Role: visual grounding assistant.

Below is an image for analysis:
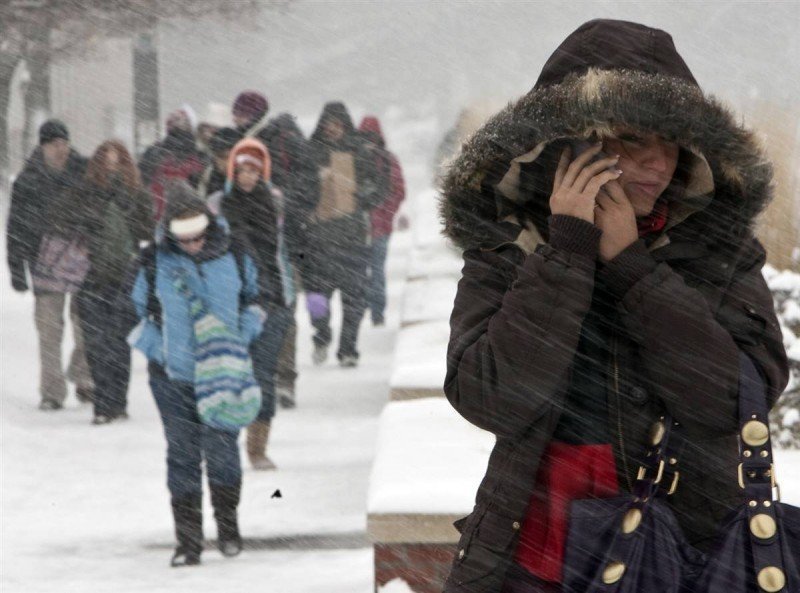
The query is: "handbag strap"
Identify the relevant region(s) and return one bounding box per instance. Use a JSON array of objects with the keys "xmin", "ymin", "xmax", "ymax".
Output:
[
  {"xmin": 737, "ymin": 352, "xmax": 788, "ymax": 591},
  {"xmin": 598, "ymin": 353, "xmax": 789, "ymax": 591}
]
